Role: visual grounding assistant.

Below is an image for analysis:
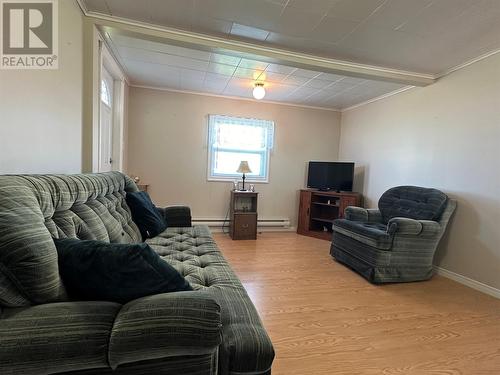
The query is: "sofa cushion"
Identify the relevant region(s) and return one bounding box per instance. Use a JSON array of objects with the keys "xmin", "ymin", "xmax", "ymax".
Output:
[
  {"xmin": 146, "ymin": 226, "xmax": 275, "ymax": 375},
  {"xmin": 333, "ymin": 219, "xmax": 393, "ymax": 250},
  {"xmin": 0, "ymin": 172, "xmax": 142, "ymax": 306},
  {"xmin": 0, "ymin": 301, "xmax": 120, "ymax": 375},
  {"xmin": 55, "ymin": 238, "xmax": 192, "ymax": 304},
  {"xmin": 108, "ymin": 292, "xmax": 222, "ymax": 369},
  {"xmin": 126, "ymin": 191, "xmax": 167, "ymax": 240},
  {"xmin": 378, "ymin": 186, "xmax": 448, "ymax": 223}
]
